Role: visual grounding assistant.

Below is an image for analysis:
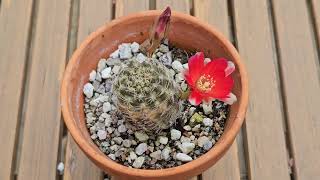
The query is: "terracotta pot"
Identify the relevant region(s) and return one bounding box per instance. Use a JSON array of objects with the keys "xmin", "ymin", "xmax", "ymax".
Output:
[{"xmin": 61, "ymin": 10, "xmax": 248, "ymax": 180}]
